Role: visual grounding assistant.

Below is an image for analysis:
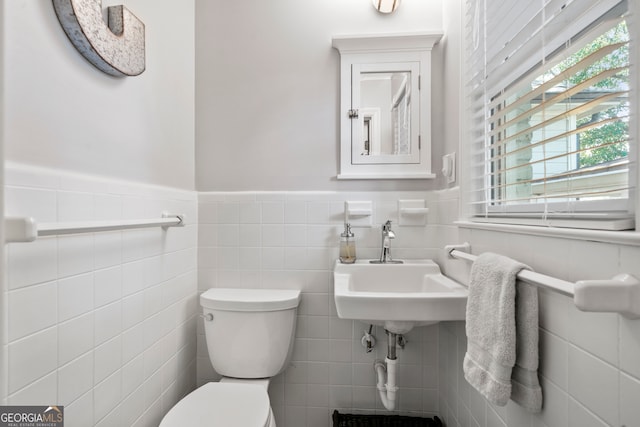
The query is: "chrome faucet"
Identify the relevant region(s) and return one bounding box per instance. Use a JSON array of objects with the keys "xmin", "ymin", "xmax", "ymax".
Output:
[{"xmin": 370, "ymin": 220, "xmax": 403, "ymax": 264}]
